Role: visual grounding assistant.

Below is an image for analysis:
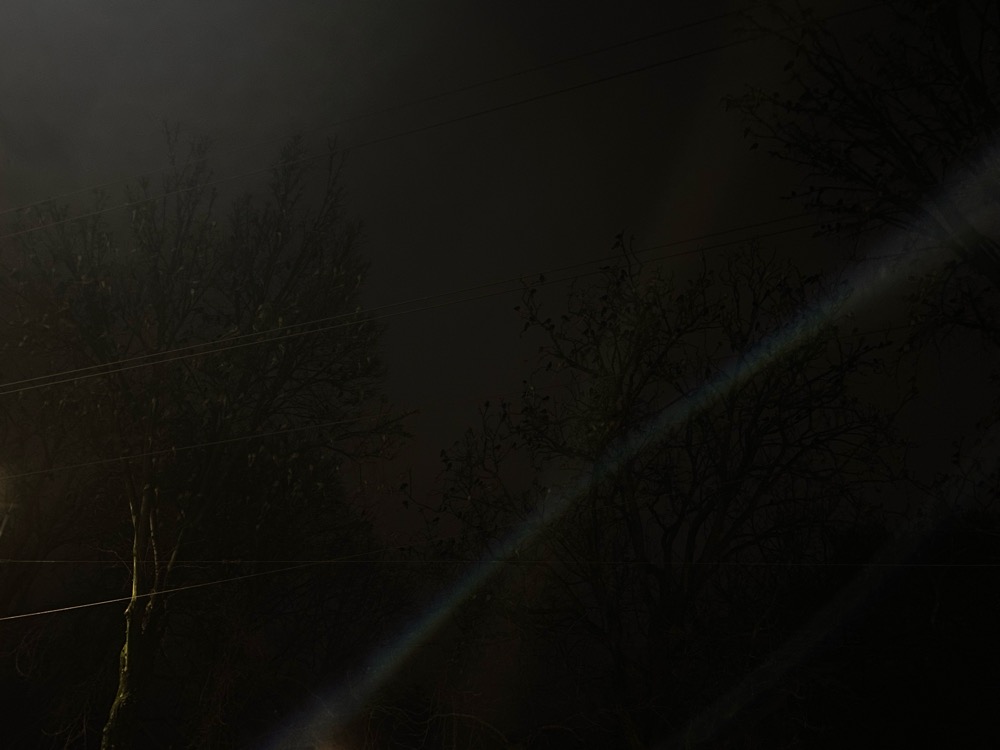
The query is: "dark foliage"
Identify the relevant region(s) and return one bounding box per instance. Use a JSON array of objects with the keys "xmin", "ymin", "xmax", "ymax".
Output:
[{"xmin": 0, "ymin": 130, "xmax": 405, "ymax": 748}]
